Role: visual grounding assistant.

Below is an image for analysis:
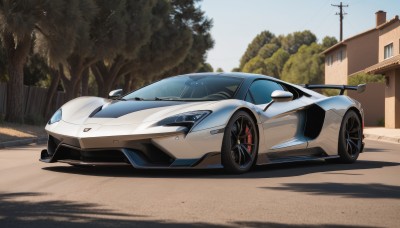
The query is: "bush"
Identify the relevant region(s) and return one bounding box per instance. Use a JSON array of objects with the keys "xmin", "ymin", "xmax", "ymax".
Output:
[
  {"xmin": 377, "ymin": 118, "xmax": 385, "ymax": 127},
  {"xmin": 348, "ymin": 73, "xmax": 385, "ymax": 85}
]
